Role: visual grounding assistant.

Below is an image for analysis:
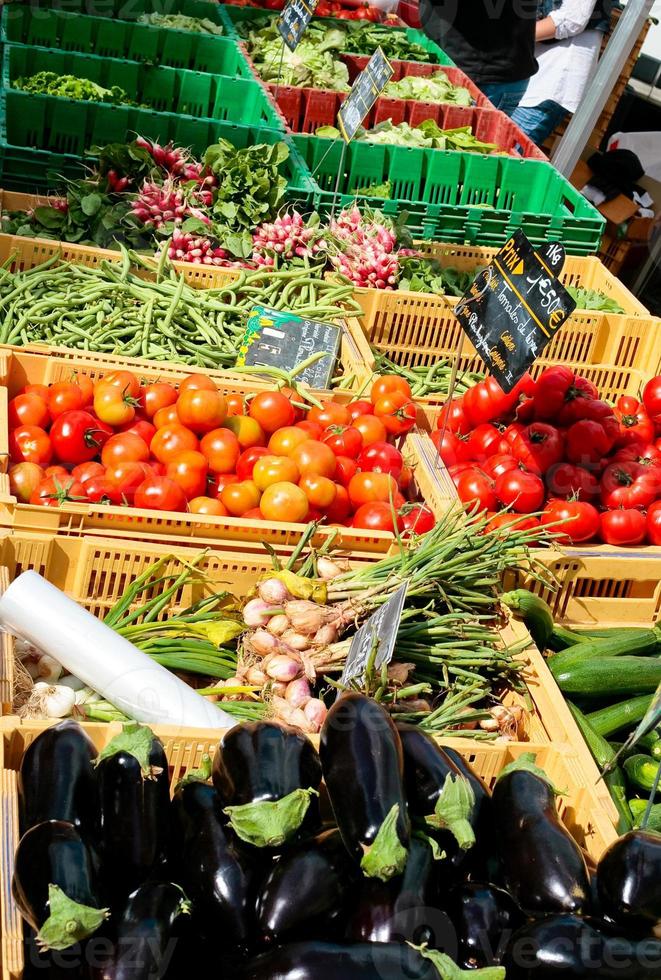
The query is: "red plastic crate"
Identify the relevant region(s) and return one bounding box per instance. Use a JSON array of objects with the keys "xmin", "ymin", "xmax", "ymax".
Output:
[
  {"xmin": 342, "ymin": 55, "xmax": 491, "ymax": 107},
  {"xmin": 267, "ymin": 85, "xmax": 546, "ymax": 158}
]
